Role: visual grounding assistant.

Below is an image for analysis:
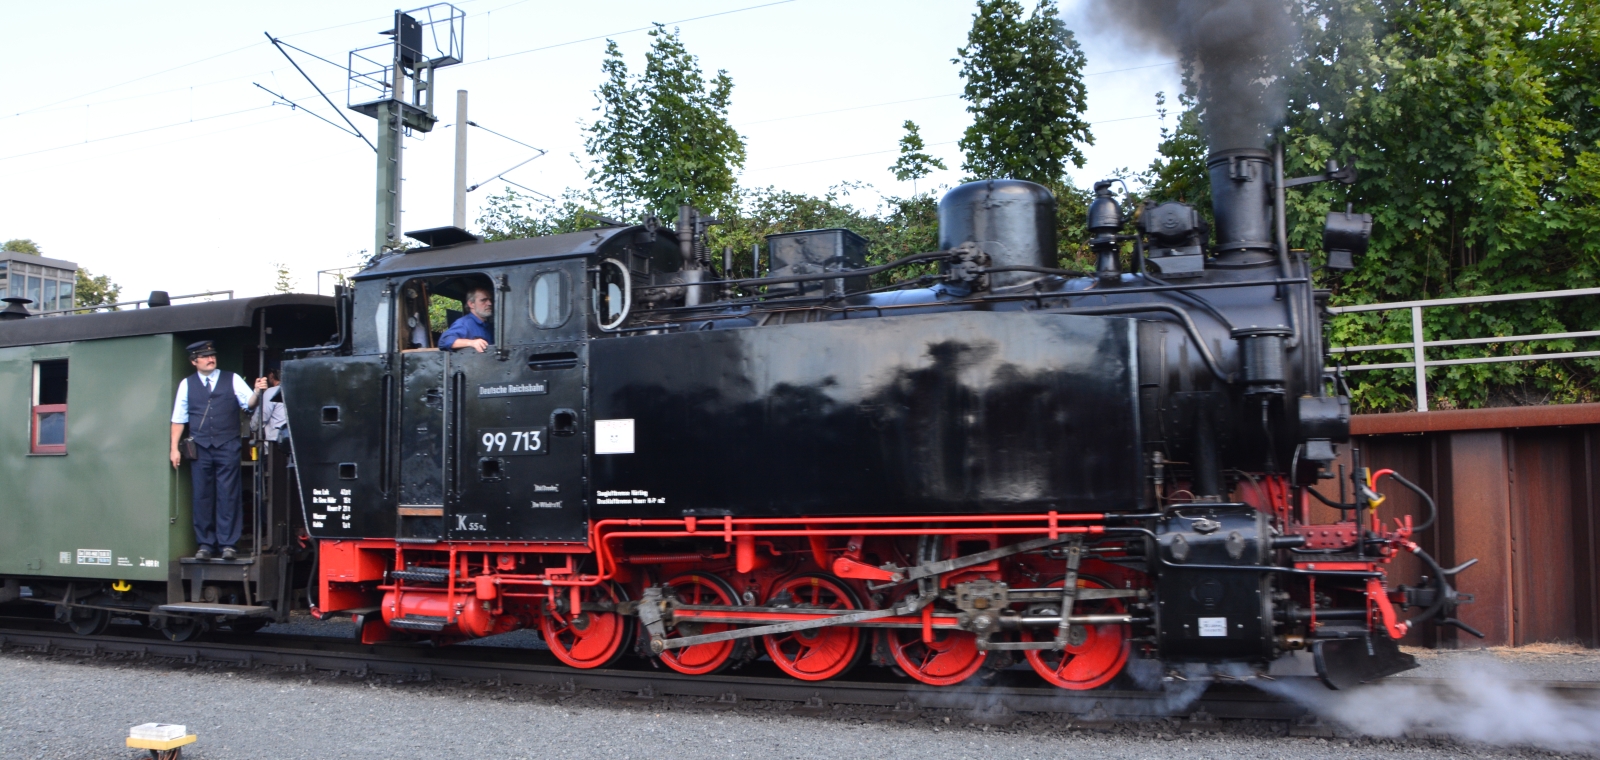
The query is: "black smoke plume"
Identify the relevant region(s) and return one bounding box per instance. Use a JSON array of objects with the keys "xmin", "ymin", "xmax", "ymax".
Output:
[{"xmin": 1087, "ymin": 0, "xmax": 1297, "ymax": 151}]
